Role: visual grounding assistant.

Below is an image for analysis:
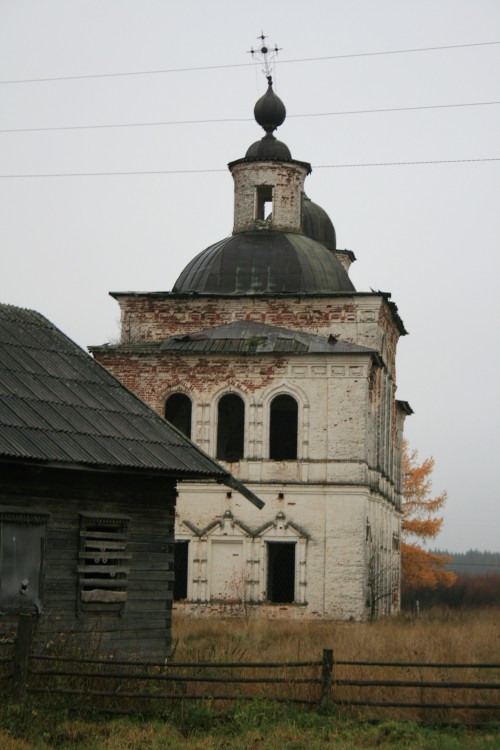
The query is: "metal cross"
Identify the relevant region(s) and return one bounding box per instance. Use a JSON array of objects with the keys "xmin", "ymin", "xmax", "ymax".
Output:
[{"xmin": 248, "ymin": 32, "xmax": 282, "ymax": 83}]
